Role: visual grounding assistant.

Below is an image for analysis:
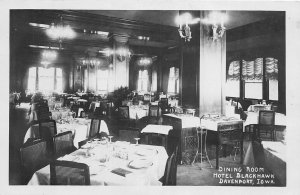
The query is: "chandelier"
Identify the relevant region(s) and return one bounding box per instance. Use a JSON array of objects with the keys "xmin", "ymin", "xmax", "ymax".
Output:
[
  {"xmin": 40, "ymin": 49, "xmax": 58, "ymax": 67},
  {"xmin": 137, "ymin": 57, "xmax": 153, "ymax": 66},
  {"xmin": 46, "ymin": 15, "xmax": 76, "ymax": 48}
]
